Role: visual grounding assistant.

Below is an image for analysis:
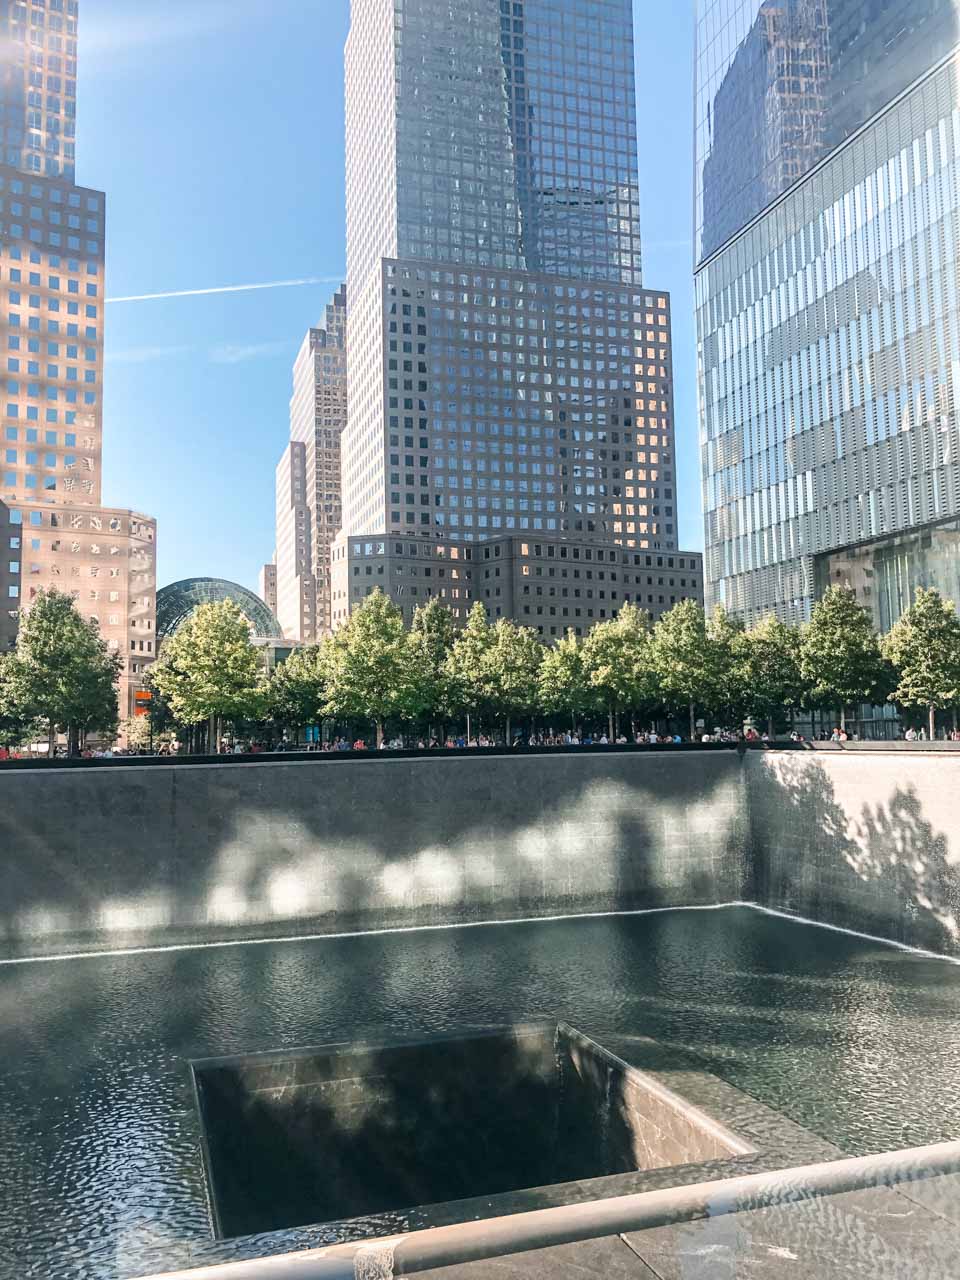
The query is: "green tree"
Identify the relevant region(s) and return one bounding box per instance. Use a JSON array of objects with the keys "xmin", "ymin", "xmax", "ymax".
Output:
[
  {"xmin": 734, "ymin": 614, "xmax": 803, "ymax": 737},
  {"xmin": 324, "ymin": 589, "xmax": 422, "ymax": 746},
  {"xmin": 486, "ymin": 618, "xmax": 543, "ymax": 742},
  {"xmin": 266, "ymin": 645, "xmax": 327, "ymax": 741},
  {"xmin": 582, "ymin": 603, "xmax": 654, "ymax": 739},
  {"xmin": 538, "ymin": 629, "xmax": 593, "ymax": 732},
  {"xmin": 119, "ymin": 715, "xmax": 153, "ymax": 752},
  {"xmin": 652, "ymin": 600, "xmax": 734, "ymax": 740},
  {"xmin": 0, "ymin": 651, "xmax": 41, "ymax": 747},
  {"xmin": 4, "ymin": 588, "xmax": 122, "ymax": 754},
  {"xmin": 446, "ymin": 600, "xmax": 496, "ymax": 739},
  {"xmin": 150, "ymin": 599, "xmax": 267, "ymax": 749},
  {"xmin": 799, "ymin": 586, "xmax": 888, "ymax": 731},
  {"xmin": 882, "ymin": 587, "xmax": 960, "ymax": 740},
  {"xmin": 410, "ymin": 599, "xmax": 458, "ymax": 730},
  {"xmin": 706, "ymin": 605, "xmax": 746, "ymax": 726}
]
